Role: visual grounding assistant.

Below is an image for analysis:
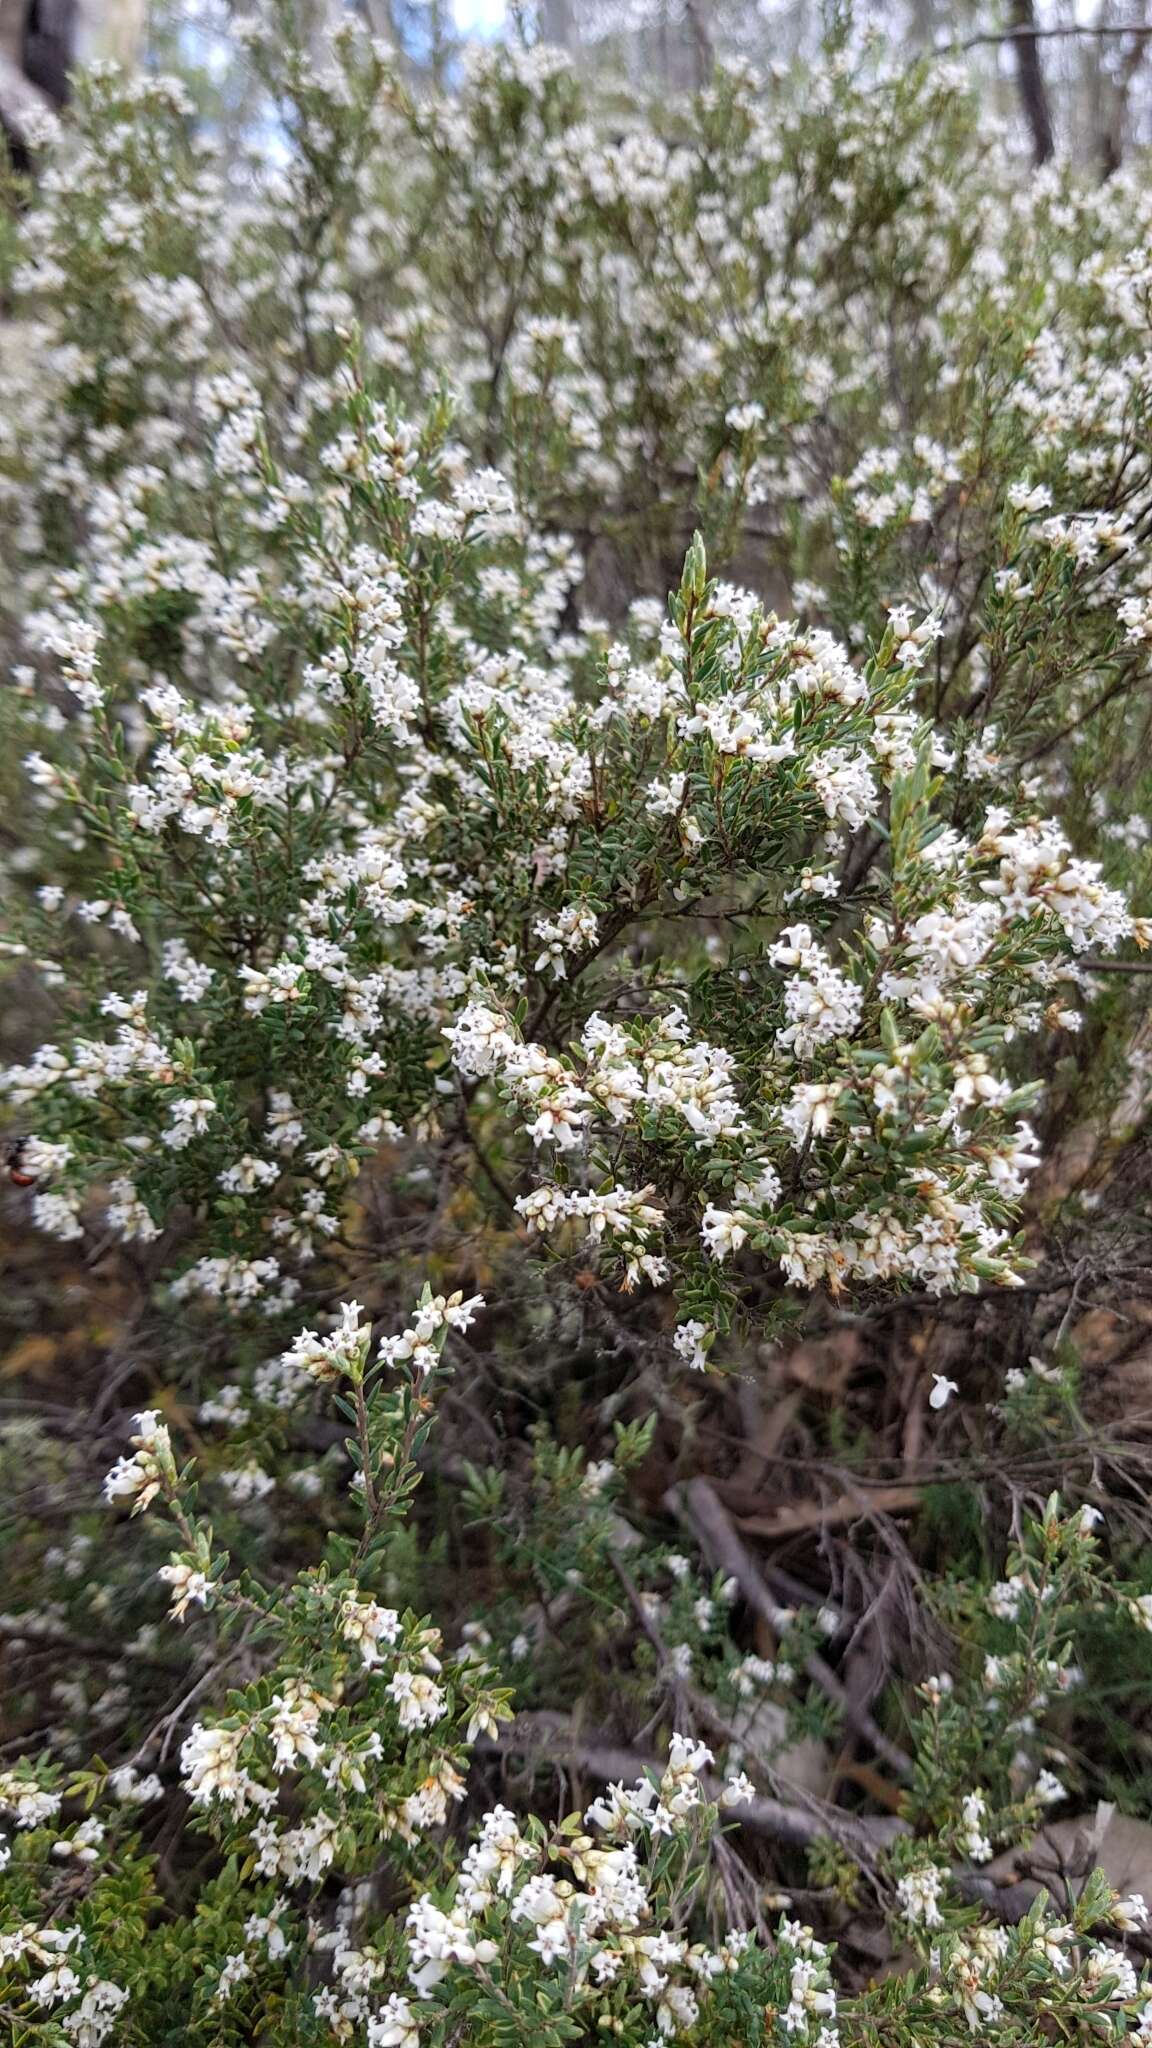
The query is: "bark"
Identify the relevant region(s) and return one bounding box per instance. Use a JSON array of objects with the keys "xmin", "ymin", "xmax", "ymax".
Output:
[
  {"xmin": 1009, "ymin": 0, "xmax": 1056, "ymax": 164},
  {"xmin": 1097, "ymin": 15, "xmax": 1151, "ymax": 177},
  {"xmin": 683, "ymin": 0, "xmax": 713, "ymax": 87},
  {"xmin": 1, "ymin": 0, "xmax": 72, "ymax": 164},
  {"xmin": 0, "ymin": 49, "xmax": 52, "ymax": 150},
  {"xmin": 25, "ymin": 0, "xmax": 77, "ymax": 99}
]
